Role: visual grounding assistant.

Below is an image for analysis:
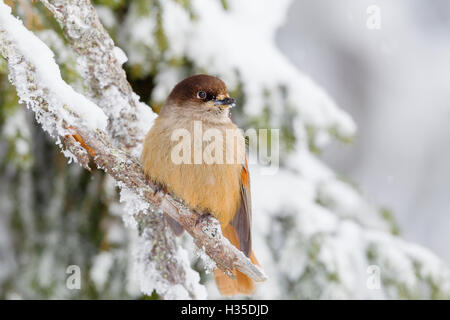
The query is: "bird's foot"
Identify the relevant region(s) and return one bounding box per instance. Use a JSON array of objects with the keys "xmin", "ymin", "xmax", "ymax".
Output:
[
  {"xmin": 153, "ymin": 182, "xmax": 167, "ymax": 196},
  {"xmin": 195, "ymin": 212, "xmax": 213, "ymax": 227}
]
